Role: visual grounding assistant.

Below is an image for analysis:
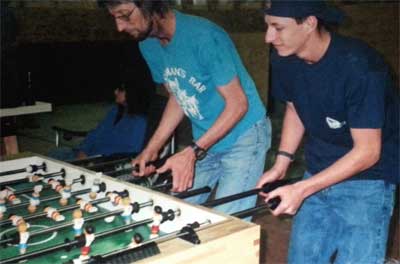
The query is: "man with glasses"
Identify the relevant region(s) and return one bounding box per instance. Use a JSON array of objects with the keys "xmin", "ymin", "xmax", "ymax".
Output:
[{"xmin": 98, "ymin": 0, "xmax": 271, "ymax": 217}]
